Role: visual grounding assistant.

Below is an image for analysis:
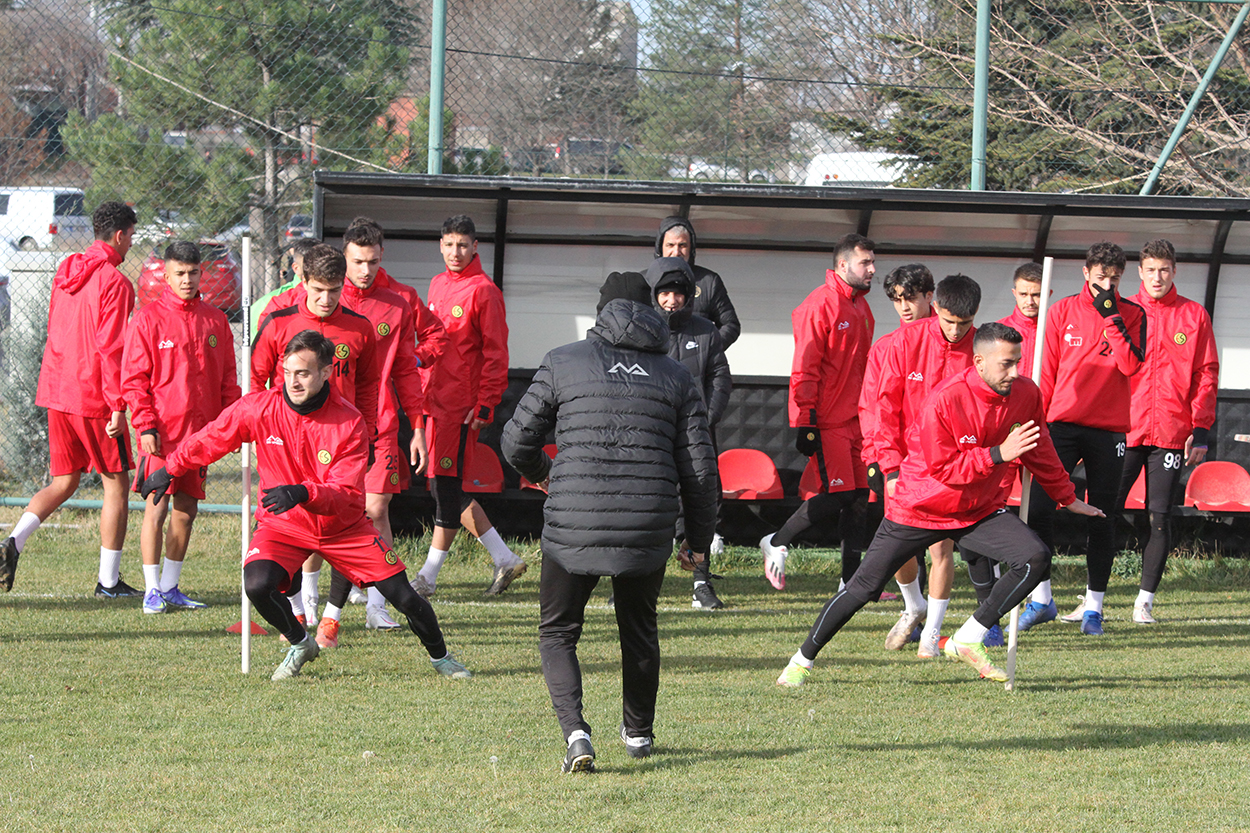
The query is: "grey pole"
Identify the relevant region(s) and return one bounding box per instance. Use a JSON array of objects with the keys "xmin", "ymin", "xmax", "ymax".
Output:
[
  {"xmin": 970, "ymin": 0, "xmax": 991, "ymax": 190},
  {"xmin": 427, "ymin": 0, "xmax": 447, "ymax": 175}
]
